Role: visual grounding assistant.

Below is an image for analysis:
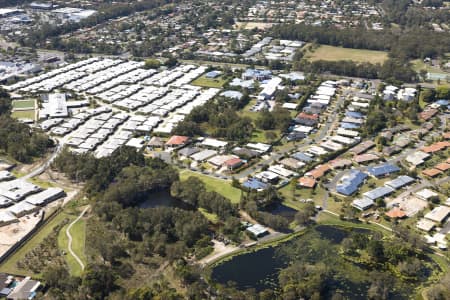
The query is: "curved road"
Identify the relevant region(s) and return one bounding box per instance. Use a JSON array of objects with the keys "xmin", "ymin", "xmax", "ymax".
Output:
[
  {"xmin": 23, "ymin": 138, "xmax": 66, "ymax": 180},
  {"xmin": 66, "ymin": 206, "xmax": 89, "ymax": 271}
]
